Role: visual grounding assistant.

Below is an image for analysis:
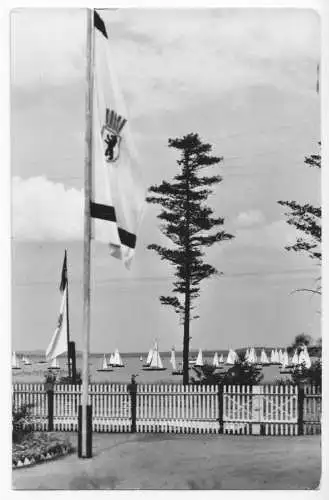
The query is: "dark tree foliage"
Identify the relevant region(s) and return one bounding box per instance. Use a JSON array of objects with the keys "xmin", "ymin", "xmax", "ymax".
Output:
[
  {"xmin": 191, "ymin": 361, "xmax": 263, "ymax": 386},
  {"xmin": 278, "ymin": 144, "xmax": 321, "ymax": 294},
  {"xmin": 290, "ymin": 360, "xmax": 322, "ymax": 388},
  {"xmin": 291, "ymin": 333, "xmax": 313, "ymax": 348},
  {"xmin": 146, "ymin": 133, "xmax": 234, "ymax": 384}
]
